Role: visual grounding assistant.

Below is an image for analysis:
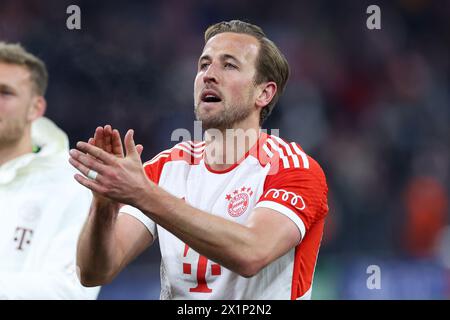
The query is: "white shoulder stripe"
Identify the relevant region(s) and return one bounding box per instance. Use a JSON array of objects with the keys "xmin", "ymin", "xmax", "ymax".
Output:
[
  {"xmin": 179, "ymin": 141, "xmax": 206, "ymax": 151},
  {"xmin": 173, "ymin": 145, "xmax": 203, "ymax": 158},
  {"xmin": 145, "ymin": 153, "xmax": 169, "ymax": 165},
  {"xmin": 262, "ymin": 143, "xmax": 273, "ymax": 158},
  {"xmin": 186, "ymin": 140, "xmax": 206, "ymax": 147},
  {"xmin": 267, "ymin": 138, "xmax": 290, "ymax": 168},
  {"xmin": 291, "ymin": 143, "xmax": 309, "ymax": 169},
  {"xmin": 272, "ymin": 136, "xmax": 300, "ymax": 168},
  {"xmin": 144, "ymin": 148, "xmax": 171, "ymax": 166},
  {"xmin": 144, "ymin": 141, "xmax": 206, "ymax": 167}
]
